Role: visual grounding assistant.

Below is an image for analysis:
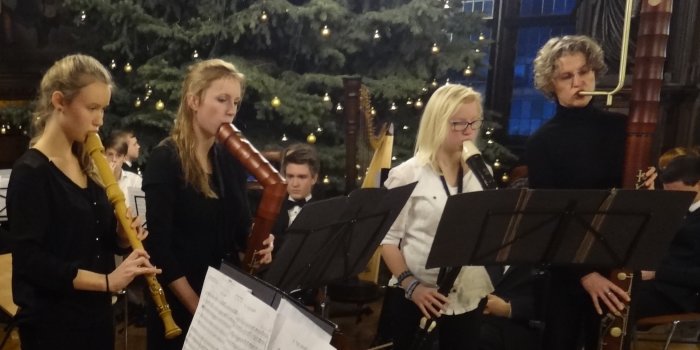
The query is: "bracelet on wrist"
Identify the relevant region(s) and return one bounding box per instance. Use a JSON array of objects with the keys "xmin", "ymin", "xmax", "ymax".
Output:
[
  {"xmin": 395, "ymin": 270, "xmax": 413, "ymax": 287},
  {"xmin": 404, "ymin": 279, "xmax": 420, "ymax": 300},
  {"xmin": 105, "ymin": 274, "xmax": 110, "ymax": 294}
]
